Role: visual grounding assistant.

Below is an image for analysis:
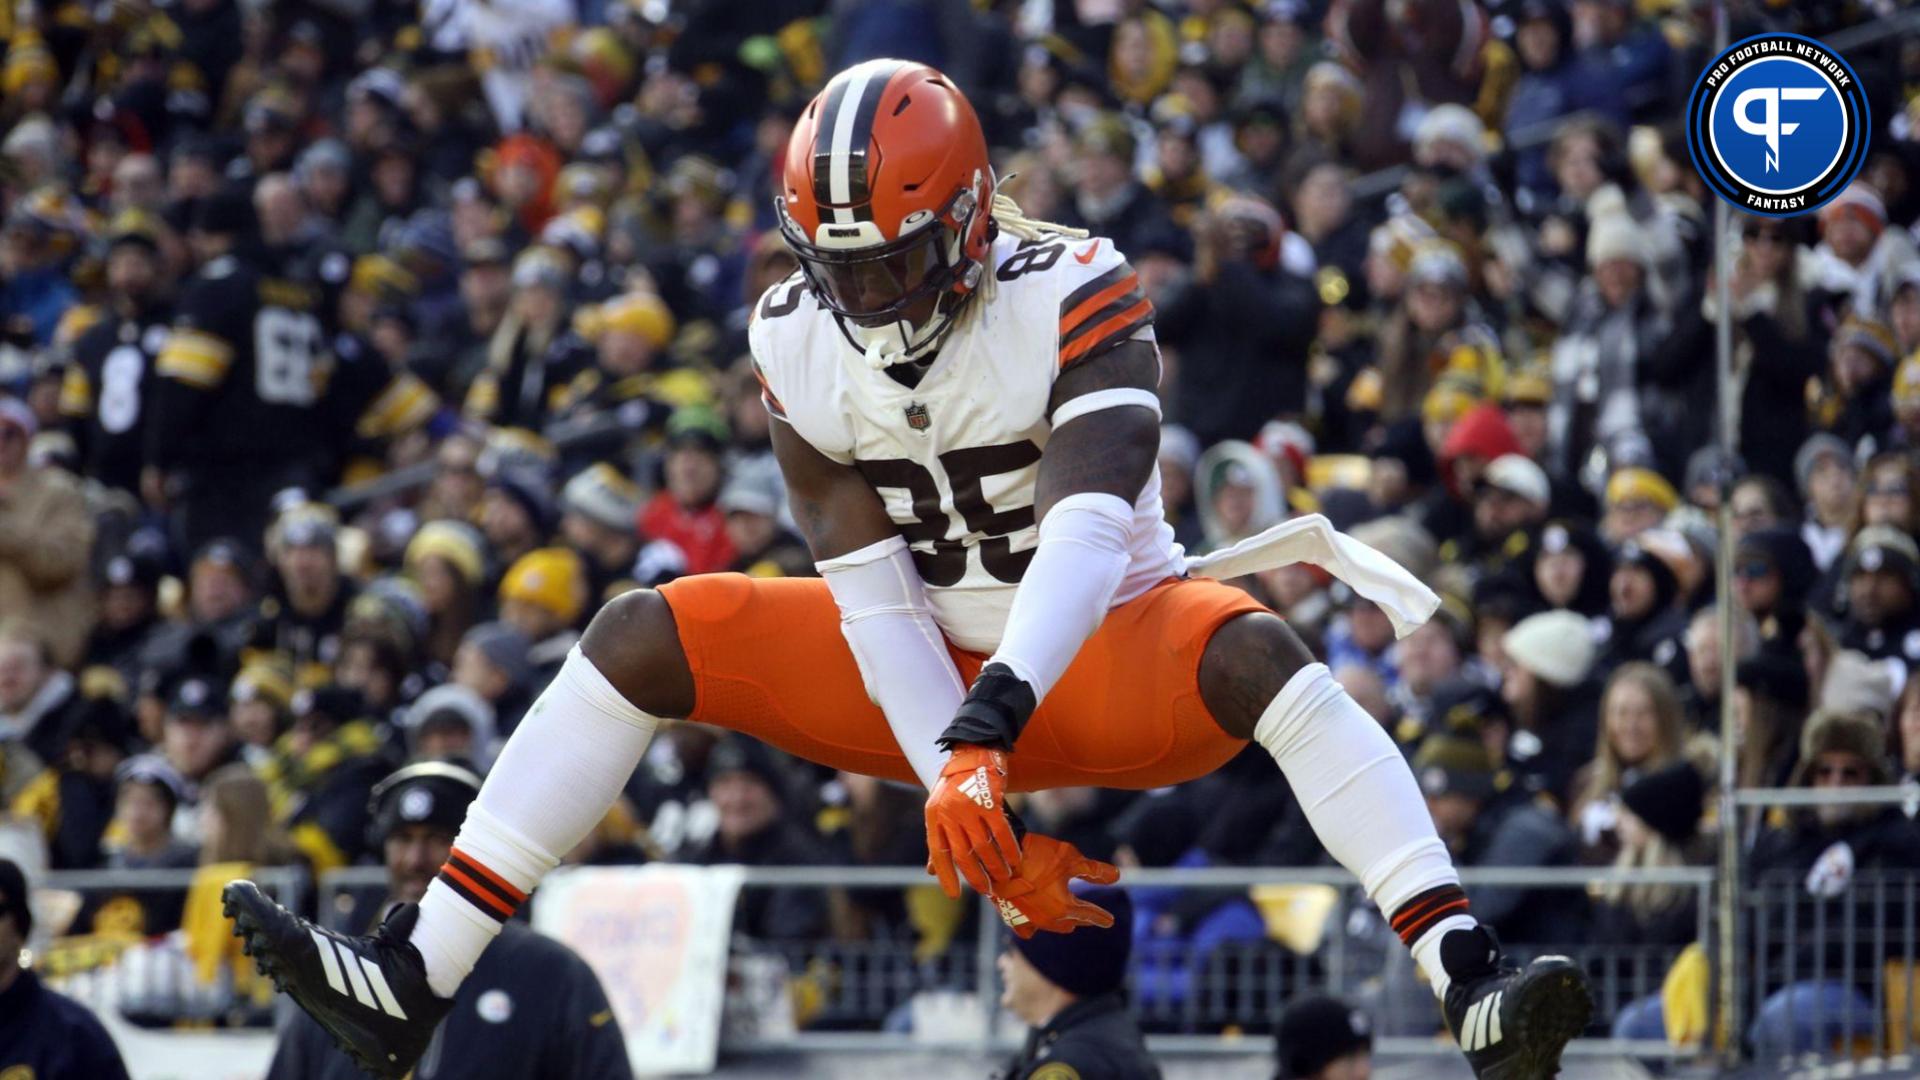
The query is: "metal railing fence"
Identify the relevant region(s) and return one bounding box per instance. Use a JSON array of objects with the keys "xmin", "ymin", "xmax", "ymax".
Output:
[
  {"xmin": 31, "ymin": 866, "xmax": 305, "ymax": 1028},
  {"xmin": 310, "ymin": 862, "xmax": 1702, "ymax": 1060}
]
